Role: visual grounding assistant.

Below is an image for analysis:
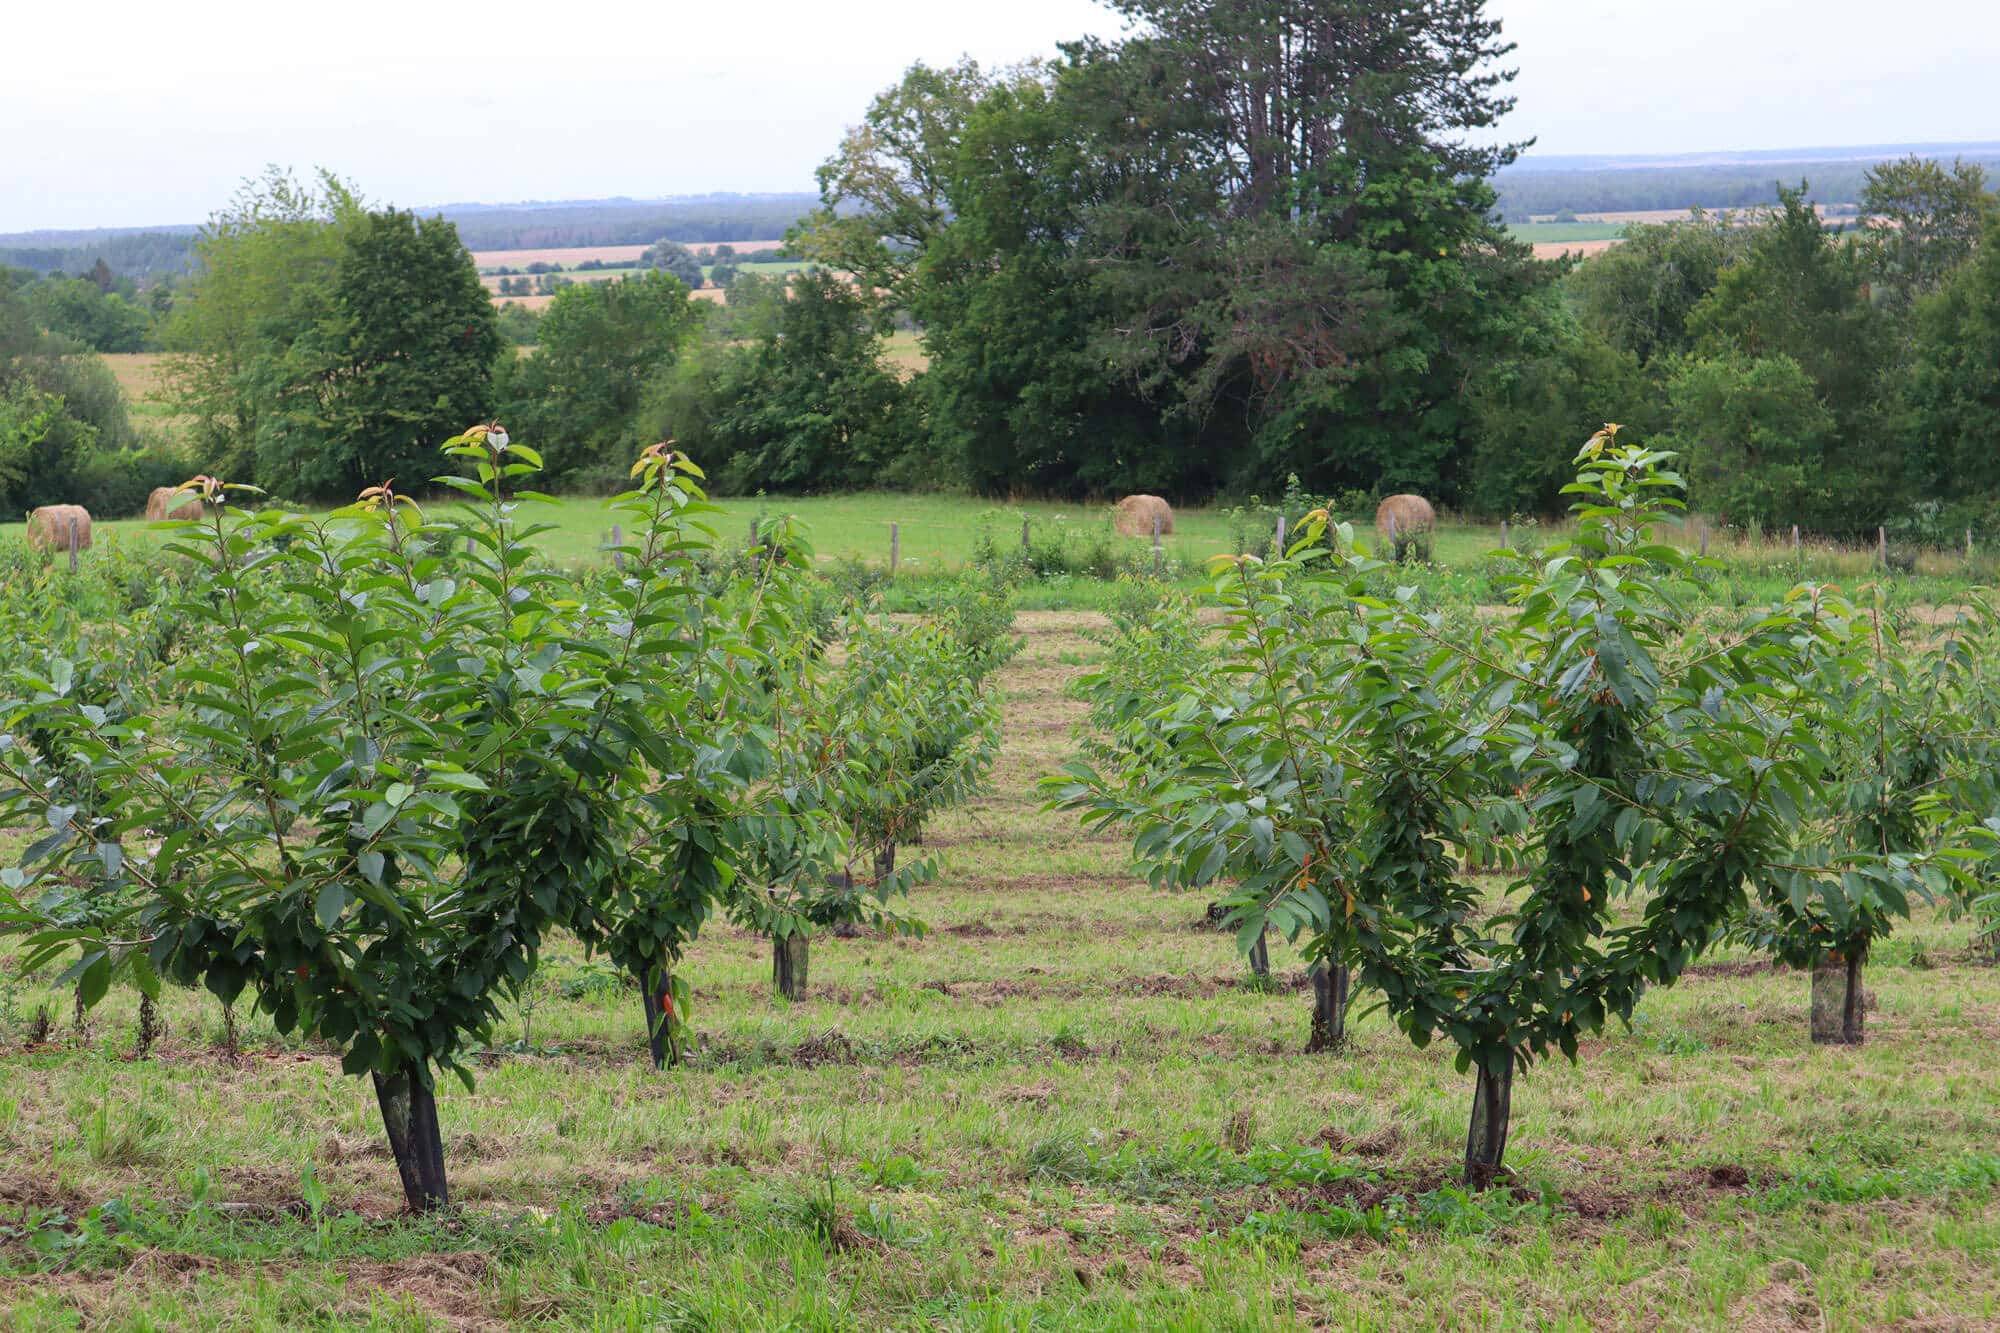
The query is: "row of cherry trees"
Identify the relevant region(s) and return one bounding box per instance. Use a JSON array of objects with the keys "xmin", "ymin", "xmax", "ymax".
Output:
[
  {"xmin": 1053, "ymin": 429, "xmax": 2000, "ymax": 1185},
  {"xmin": 0, "ymin": 429, "xmax": 1008, "ymax": 1211}
]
